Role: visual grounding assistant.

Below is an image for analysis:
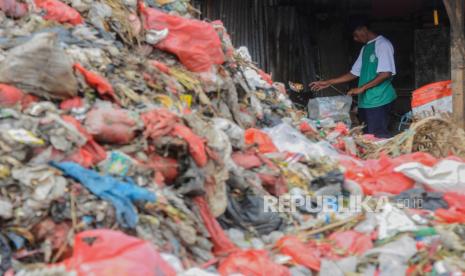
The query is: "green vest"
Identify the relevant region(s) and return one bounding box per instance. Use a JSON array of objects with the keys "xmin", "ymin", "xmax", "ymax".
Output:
[{"xmin": 358, "ymin": 41, "xmax": 397, "ymax": 108}]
